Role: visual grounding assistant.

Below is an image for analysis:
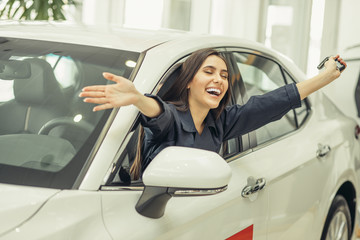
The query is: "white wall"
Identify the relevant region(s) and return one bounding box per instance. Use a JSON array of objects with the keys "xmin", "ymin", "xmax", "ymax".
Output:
[
  {"xmin": 338, "ymin": 0, "xmax": 360, "ymax": 50},
  {"xmin": 82, "ymin": 0, "xmax": 126, "ymax": 27},
  {"xmin": 208, "ymin": 0, "xmax": 263, "ymax": 42},
  {"xmin": 80, "ymin": 0, "xmax": 355, "ymax": 75}
]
